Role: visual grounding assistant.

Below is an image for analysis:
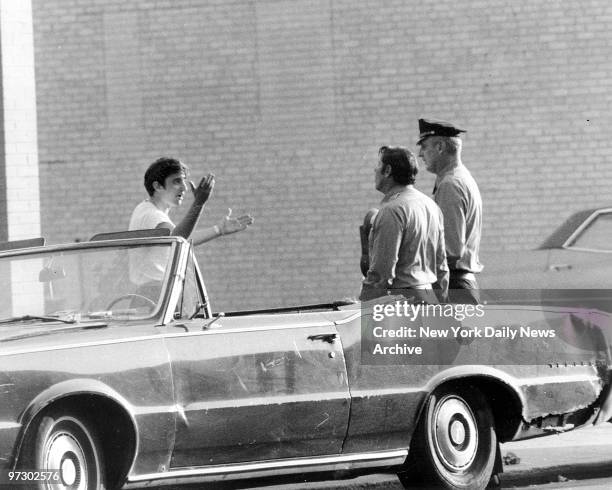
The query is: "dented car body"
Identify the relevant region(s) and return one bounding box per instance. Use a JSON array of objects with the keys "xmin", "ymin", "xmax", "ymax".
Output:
[{"xmin": 1, "ymin": 234, "xmax": 611, "ymax": 489}]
